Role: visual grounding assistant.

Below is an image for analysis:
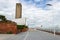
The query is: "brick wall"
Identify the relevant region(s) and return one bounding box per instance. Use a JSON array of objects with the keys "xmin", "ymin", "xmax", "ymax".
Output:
[{"xmin": 0, "ymin": 21, "xmax": 17, "ymax": 34}]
